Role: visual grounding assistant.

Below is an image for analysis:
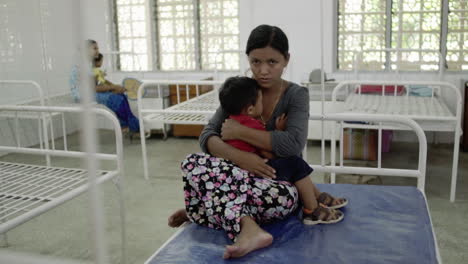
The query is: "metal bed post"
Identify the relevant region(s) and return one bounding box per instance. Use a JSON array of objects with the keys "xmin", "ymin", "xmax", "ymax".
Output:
[
  {"xmin": 137, "ymin": 82, "xmax": 150, "ymax": 180},
  {"xmin": 450, "ymin": 107, "xmax": 462, "ymax": 202}
]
